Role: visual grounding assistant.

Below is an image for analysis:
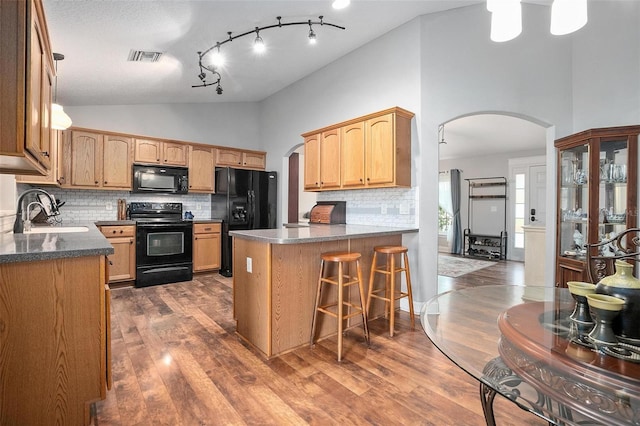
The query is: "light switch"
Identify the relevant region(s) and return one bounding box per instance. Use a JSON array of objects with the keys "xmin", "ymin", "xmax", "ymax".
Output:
[{"xmin": 246, "ymin": 257, "xmax": 252, "ymax": 273}]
